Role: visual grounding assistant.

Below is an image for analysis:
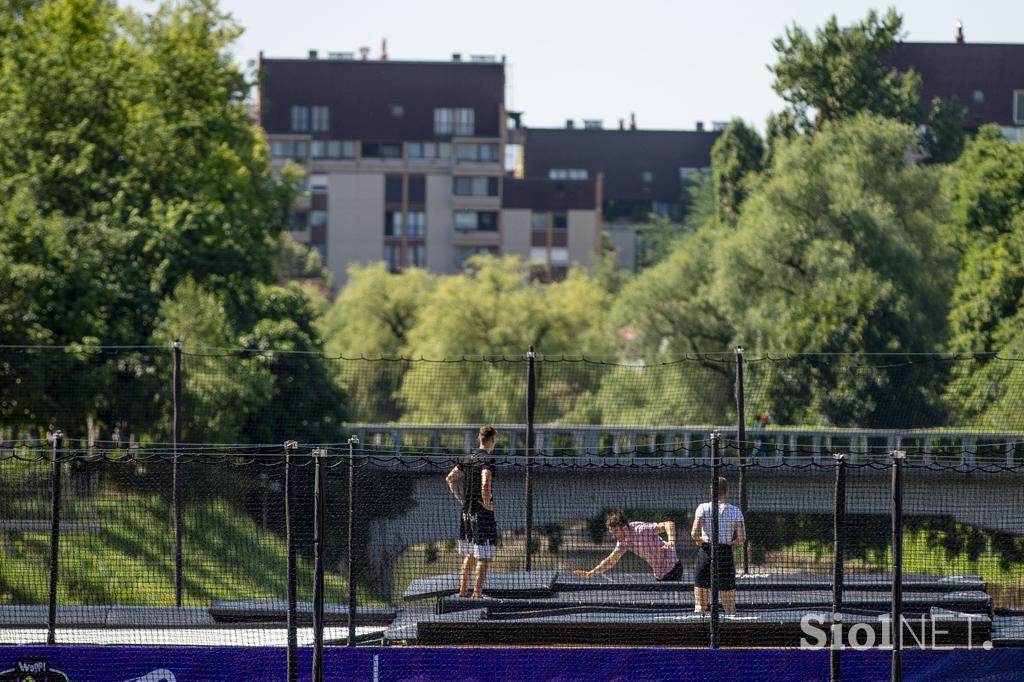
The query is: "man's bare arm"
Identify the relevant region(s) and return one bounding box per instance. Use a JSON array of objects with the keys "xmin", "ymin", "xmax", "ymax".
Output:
[
  {"xmin": 732, "ymin": 520, "xmax": 747, "ymax": 547},
  {"xmin": 657, "ymin": 520, "xmax": 677, "ymax": 545},
  {"xmin": 446, "ymin": 467, "xmax": 464, "ymax": 503},
  {"xmin": 480, "ymin": 468, "xmax": 495, "ymax": 511},
  {"xmin": 690, "ymin": 515, "xmax": 703, "ymax": 544},
  {"xmin": 574, "ymin": 549, "xmax": 626, "ymax": 578}
]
